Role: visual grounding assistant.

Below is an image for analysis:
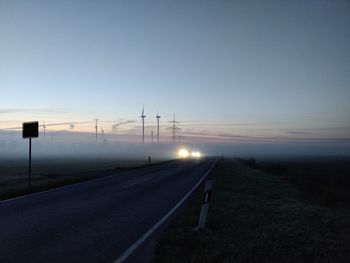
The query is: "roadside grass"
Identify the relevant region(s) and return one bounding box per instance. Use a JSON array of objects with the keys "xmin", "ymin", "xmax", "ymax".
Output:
[
  {"xmin": 0, "ymin": 158, "xmax": 166, "ymax": 200},
  {"xmin": 238, "ymin": 157, "xmax": 350, "ymax": 209},
  {"xmin": 283, "ymin": 159, "xmax": 350, "ymax": 209},
  {"xmin": 154, "ymin": 159, "xmax": 350, "ymax": 263}
]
